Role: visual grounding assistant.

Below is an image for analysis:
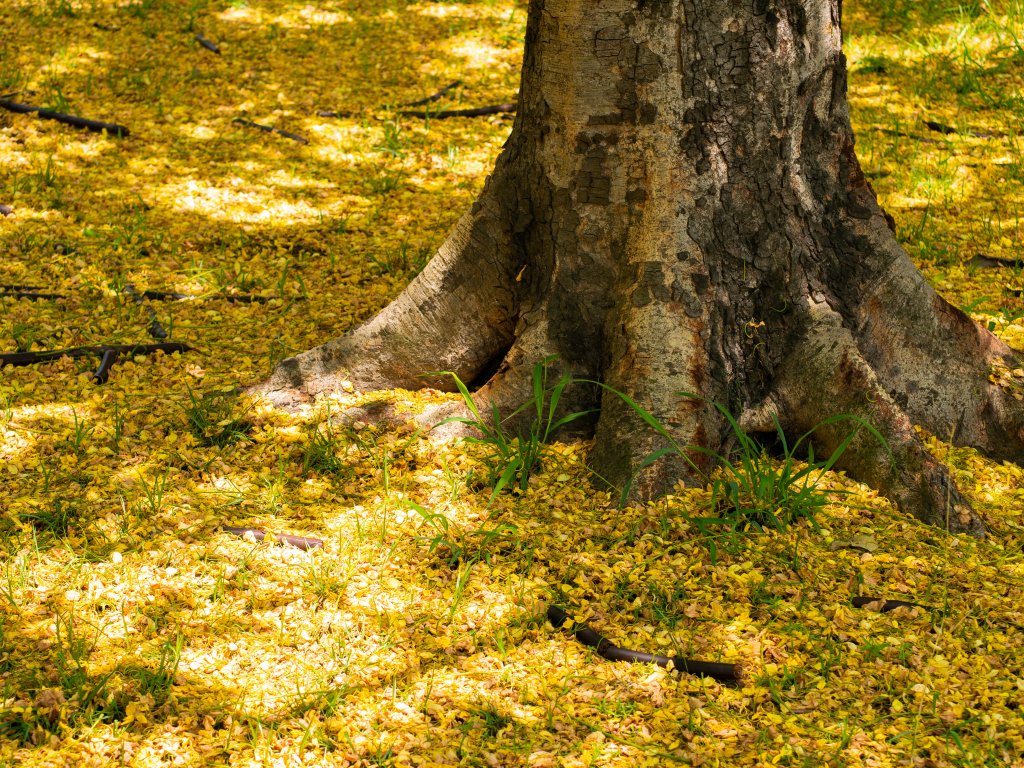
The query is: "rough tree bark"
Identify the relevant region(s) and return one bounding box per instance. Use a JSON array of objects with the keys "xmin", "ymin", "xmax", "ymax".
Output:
[{"xmin": 254, "ymin": 0, "xmax": 1024, "ymax": 535}]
